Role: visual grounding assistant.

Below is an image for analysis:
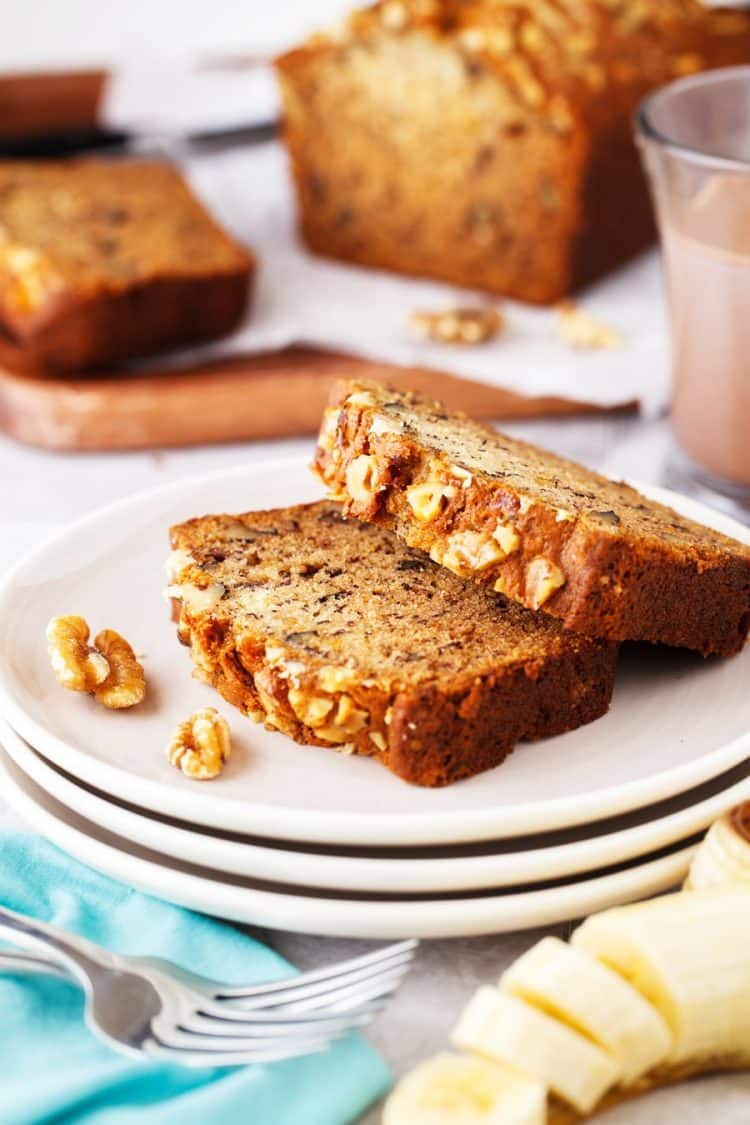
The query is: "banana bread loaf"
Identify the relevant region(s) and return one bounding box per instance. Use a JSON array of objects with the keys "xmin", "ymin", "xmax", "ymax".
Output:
[
  {"xmin": 276, "ymin": 0, "xmax": 750, "ymax": 304},
  {"xmin": 0, "ymin": 160, "xmax": 253, "ymax": 371},
  {"xmin": 167, "ymin": 501, "xmax": 617, "ymax": 787},
  {"xmin": 313, "ymin": 380, "xmax": 750, "ymax": 656}
]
